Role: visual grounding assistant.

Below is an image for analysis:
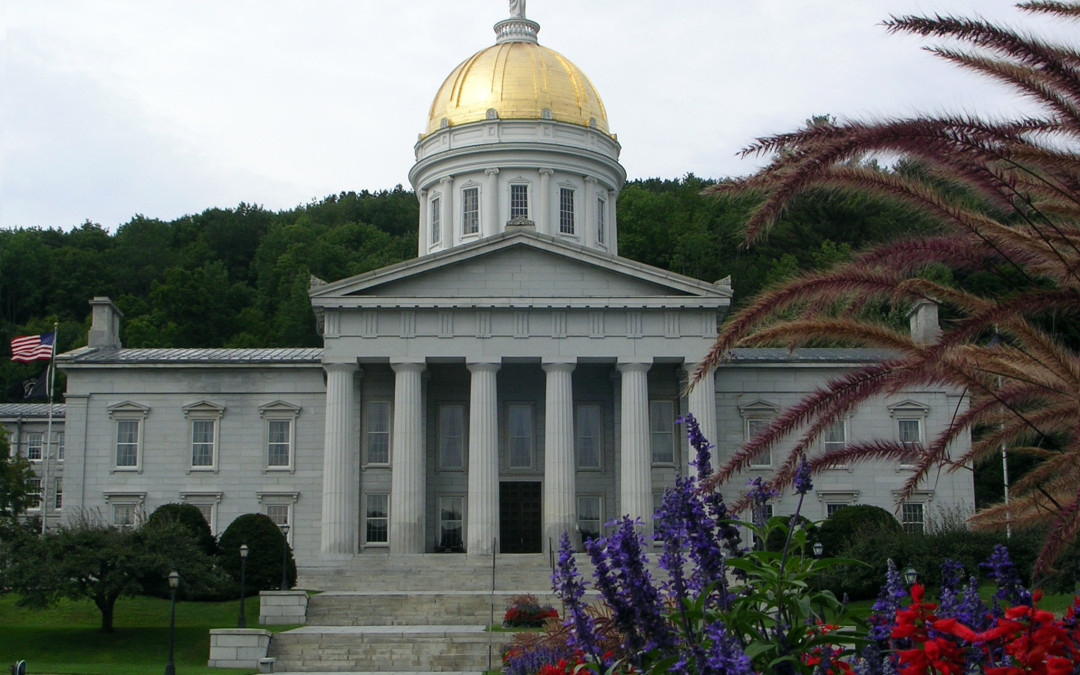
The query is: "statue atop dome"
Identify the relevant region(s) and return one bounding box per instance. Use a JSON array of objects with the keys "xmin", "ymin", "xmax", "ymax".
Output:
[{"xmin": 509, "ymin": 0, "xmax": 526, "ymax": 19}]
